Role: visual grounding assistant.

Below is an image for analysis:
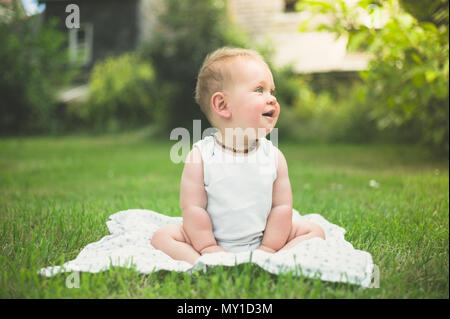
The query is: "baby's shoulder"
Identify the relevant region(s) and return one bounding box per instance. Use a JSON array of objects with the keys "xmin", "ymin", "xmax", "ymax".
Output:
[
  {"xmin": 192, "ymin": 135, "xmax": 214, "ymax": 151},
  {"xmin": 191, "ymin": 135, "xmax": 215, "ymax": 160},
  {"xmin": 185, "ymin": 145, "xmax": 203, "ymax": 165}
]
